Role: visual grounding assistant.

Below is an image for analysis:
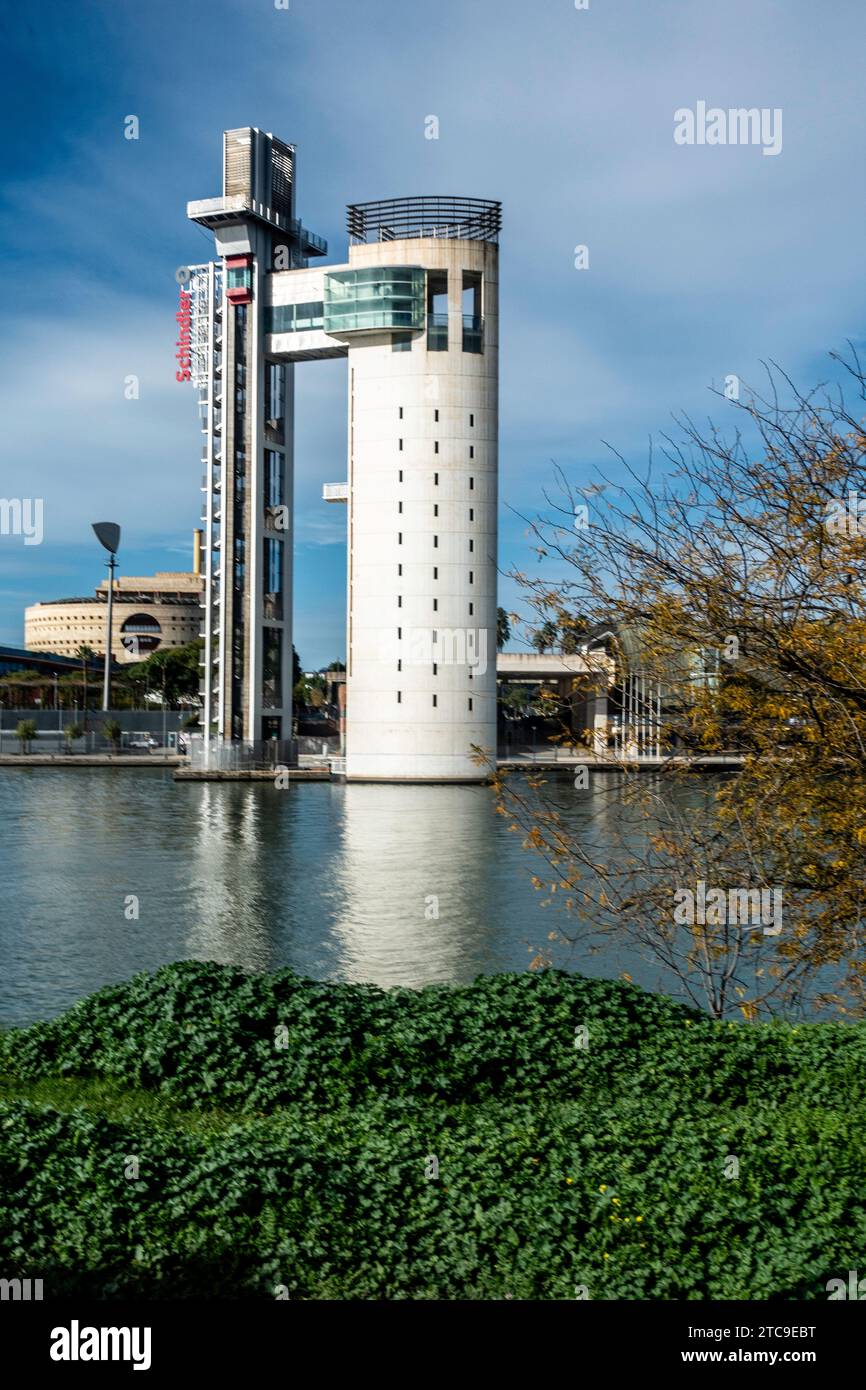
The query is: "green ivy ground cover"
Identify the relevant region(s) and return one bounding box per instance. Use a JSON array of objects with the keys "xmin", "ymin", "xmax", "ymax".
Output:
[{"xmin": 0, "ymin": 961, "xmax": 863, "ymax": 1299}]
